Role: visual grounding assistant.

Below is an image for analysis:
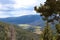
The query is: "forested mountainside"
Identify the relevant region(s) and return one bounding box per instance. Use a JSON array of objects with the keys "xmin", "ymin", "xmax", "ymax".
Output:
[
  {"xmin": 0, "ymin": 22, "xmax": 40, "ymax": 40},
  {"xmin": 0, "ymin": 15, "xmax": 44, "ymax": 26}
]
